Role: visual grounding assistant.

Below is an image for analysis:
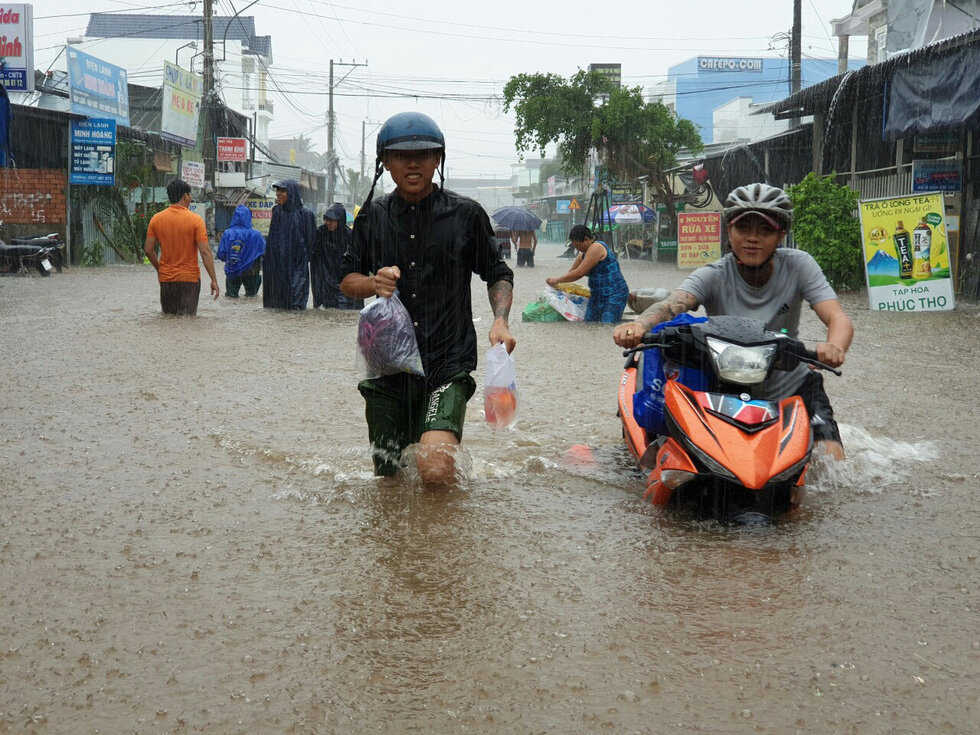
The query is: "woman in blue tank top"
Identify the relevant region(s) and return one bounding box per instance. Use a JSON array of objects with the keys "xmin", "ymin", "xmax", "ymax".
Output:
[{"xmin": 546, "ymin": 225, "xmax": 630, "ymax": 323}]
